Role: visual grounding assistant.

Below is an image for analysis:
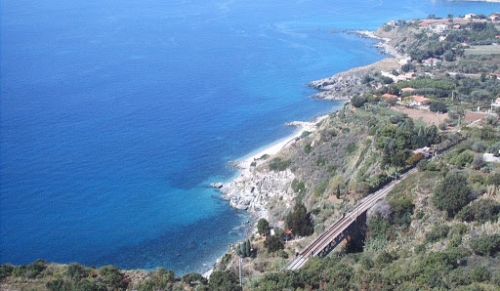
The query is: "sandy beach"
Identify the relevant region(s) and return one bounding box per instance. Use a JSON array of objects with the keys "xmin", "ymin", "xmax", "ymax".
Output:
[{"xmin": 232, "ymin": 115, "xmax": 329, "ymax": 170}]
